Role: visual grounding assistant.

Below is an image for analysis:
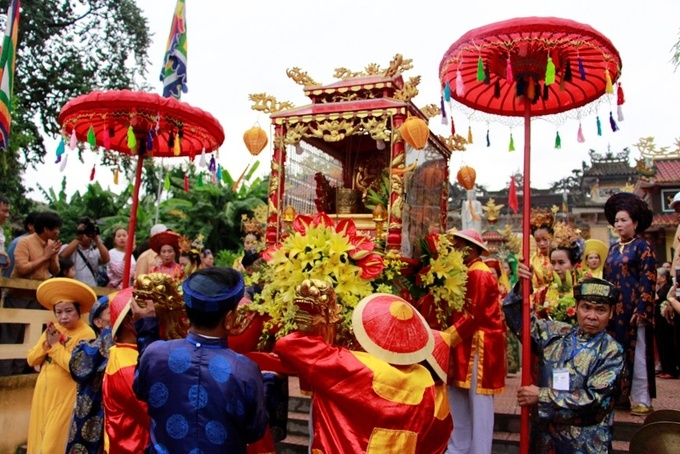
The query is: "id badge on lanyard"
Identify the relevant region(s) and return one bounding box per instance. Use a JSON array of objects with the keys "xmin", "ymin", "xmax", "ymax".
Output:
[{"xmin": 552, "ymin": 368, "xmax": 570, "ymax": 391}]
